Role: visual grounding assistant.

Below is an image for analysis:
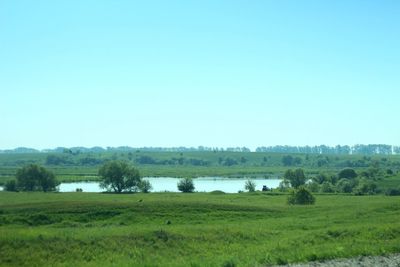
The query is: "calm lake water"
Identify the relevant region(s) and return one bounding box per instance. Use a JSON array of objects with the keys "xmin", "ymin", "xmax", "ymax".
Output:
[{"xmin": 58, "ymin": 177, "xmax": 282, "ymax": 193}]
